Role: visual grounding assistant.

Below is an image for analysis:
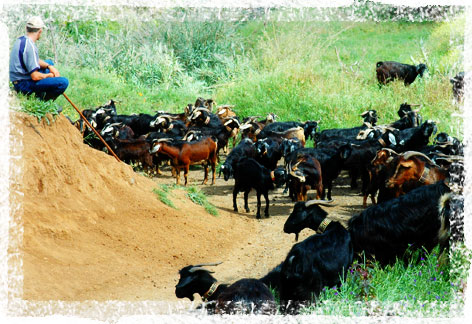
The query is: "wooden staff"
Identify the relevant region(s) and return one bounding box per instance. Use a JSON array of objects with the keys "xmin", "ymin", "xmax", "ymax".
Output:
[{"xmin": 62, "ymin": 93, "xmax": 121, "ymax": 162}]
